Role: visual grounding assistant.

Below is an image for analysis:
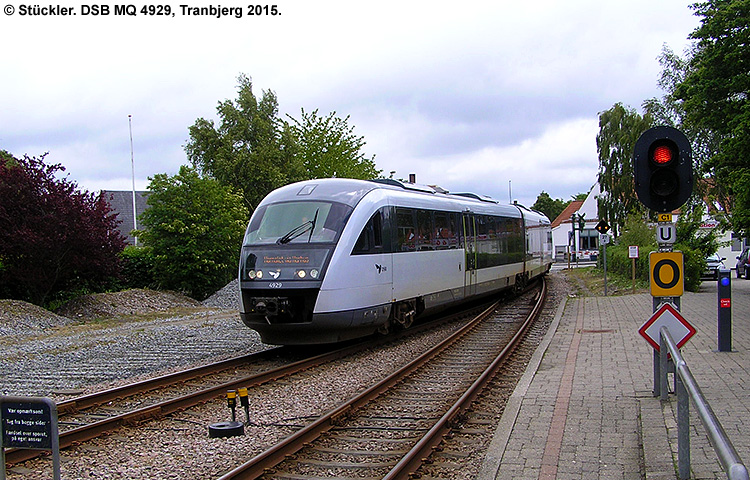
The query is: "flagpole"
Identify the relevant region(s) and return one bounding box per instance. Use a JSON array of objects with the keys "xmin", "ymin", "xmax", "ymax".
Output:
[{"xmin": 128, "ymin": 115, "xmax": 138, "ymax": 246}]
